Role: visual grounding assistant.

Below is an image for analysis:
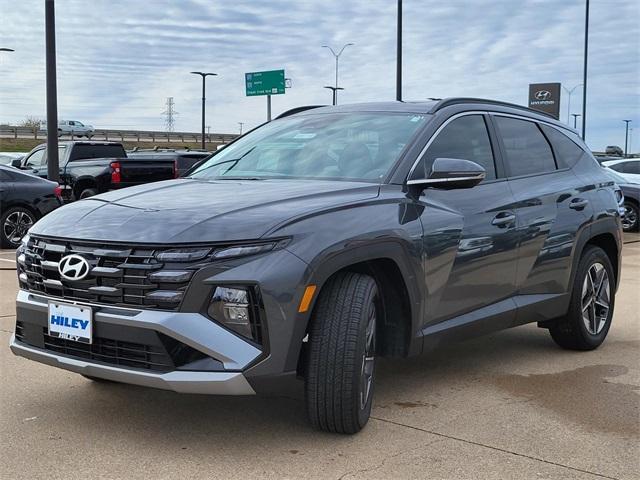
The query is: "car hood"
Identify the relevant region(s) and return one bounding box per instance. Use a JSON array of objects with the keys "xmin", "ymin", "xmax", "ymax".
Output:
[{"xmin": 31, "ymin": 178, "xmax": 380, "ymax": 243}]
